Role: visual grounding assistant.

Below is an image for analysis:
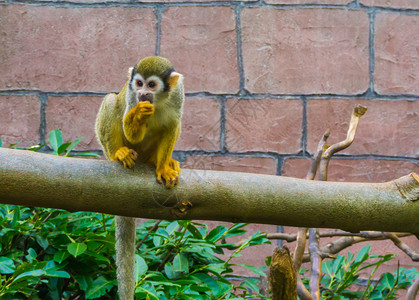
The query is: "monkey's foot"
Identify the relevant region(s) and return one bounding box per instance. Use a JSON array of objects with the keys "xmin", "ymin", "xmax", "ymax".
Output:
[
  {"xmin": 114, "ymin": 147, "xmax": 138, "ymax": 168},
  {"xmin": 169, "ymin": 159, "xmax": 181, "ymax": 174},
  {"xmin": 156, "ymin": 165, "xmax": 179, "ymax": 189}
]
